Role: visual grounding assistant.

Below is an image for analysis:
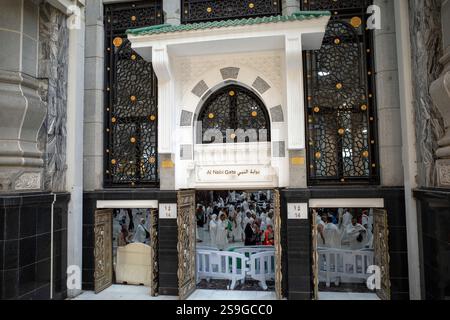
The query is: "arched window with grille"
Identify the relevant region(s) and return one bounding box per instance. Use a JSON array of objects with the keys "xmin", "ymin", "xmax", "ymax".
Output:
[
  {"xmin": 197, "ymin": 85, "xmax": 271, "ymax": 144},
  {"xmin": 302, "ymin": 0, "xmax": 378, "ymax": 184}
]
